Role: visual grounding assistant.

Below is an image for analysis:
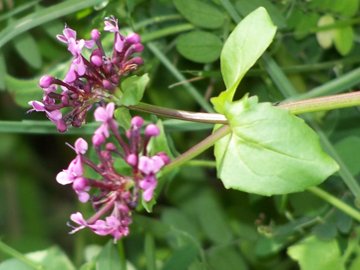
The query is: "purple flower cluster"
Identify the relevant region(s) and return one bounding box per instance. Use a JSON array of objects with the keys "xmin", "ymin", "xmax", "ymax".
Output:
[
  {"xmin": 56, "ymin": 103, "xmax": 169, "ymax": 242},
  {"xmin": 29, "ymin": 17, "xmax": 143, "ymax": 132}
]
